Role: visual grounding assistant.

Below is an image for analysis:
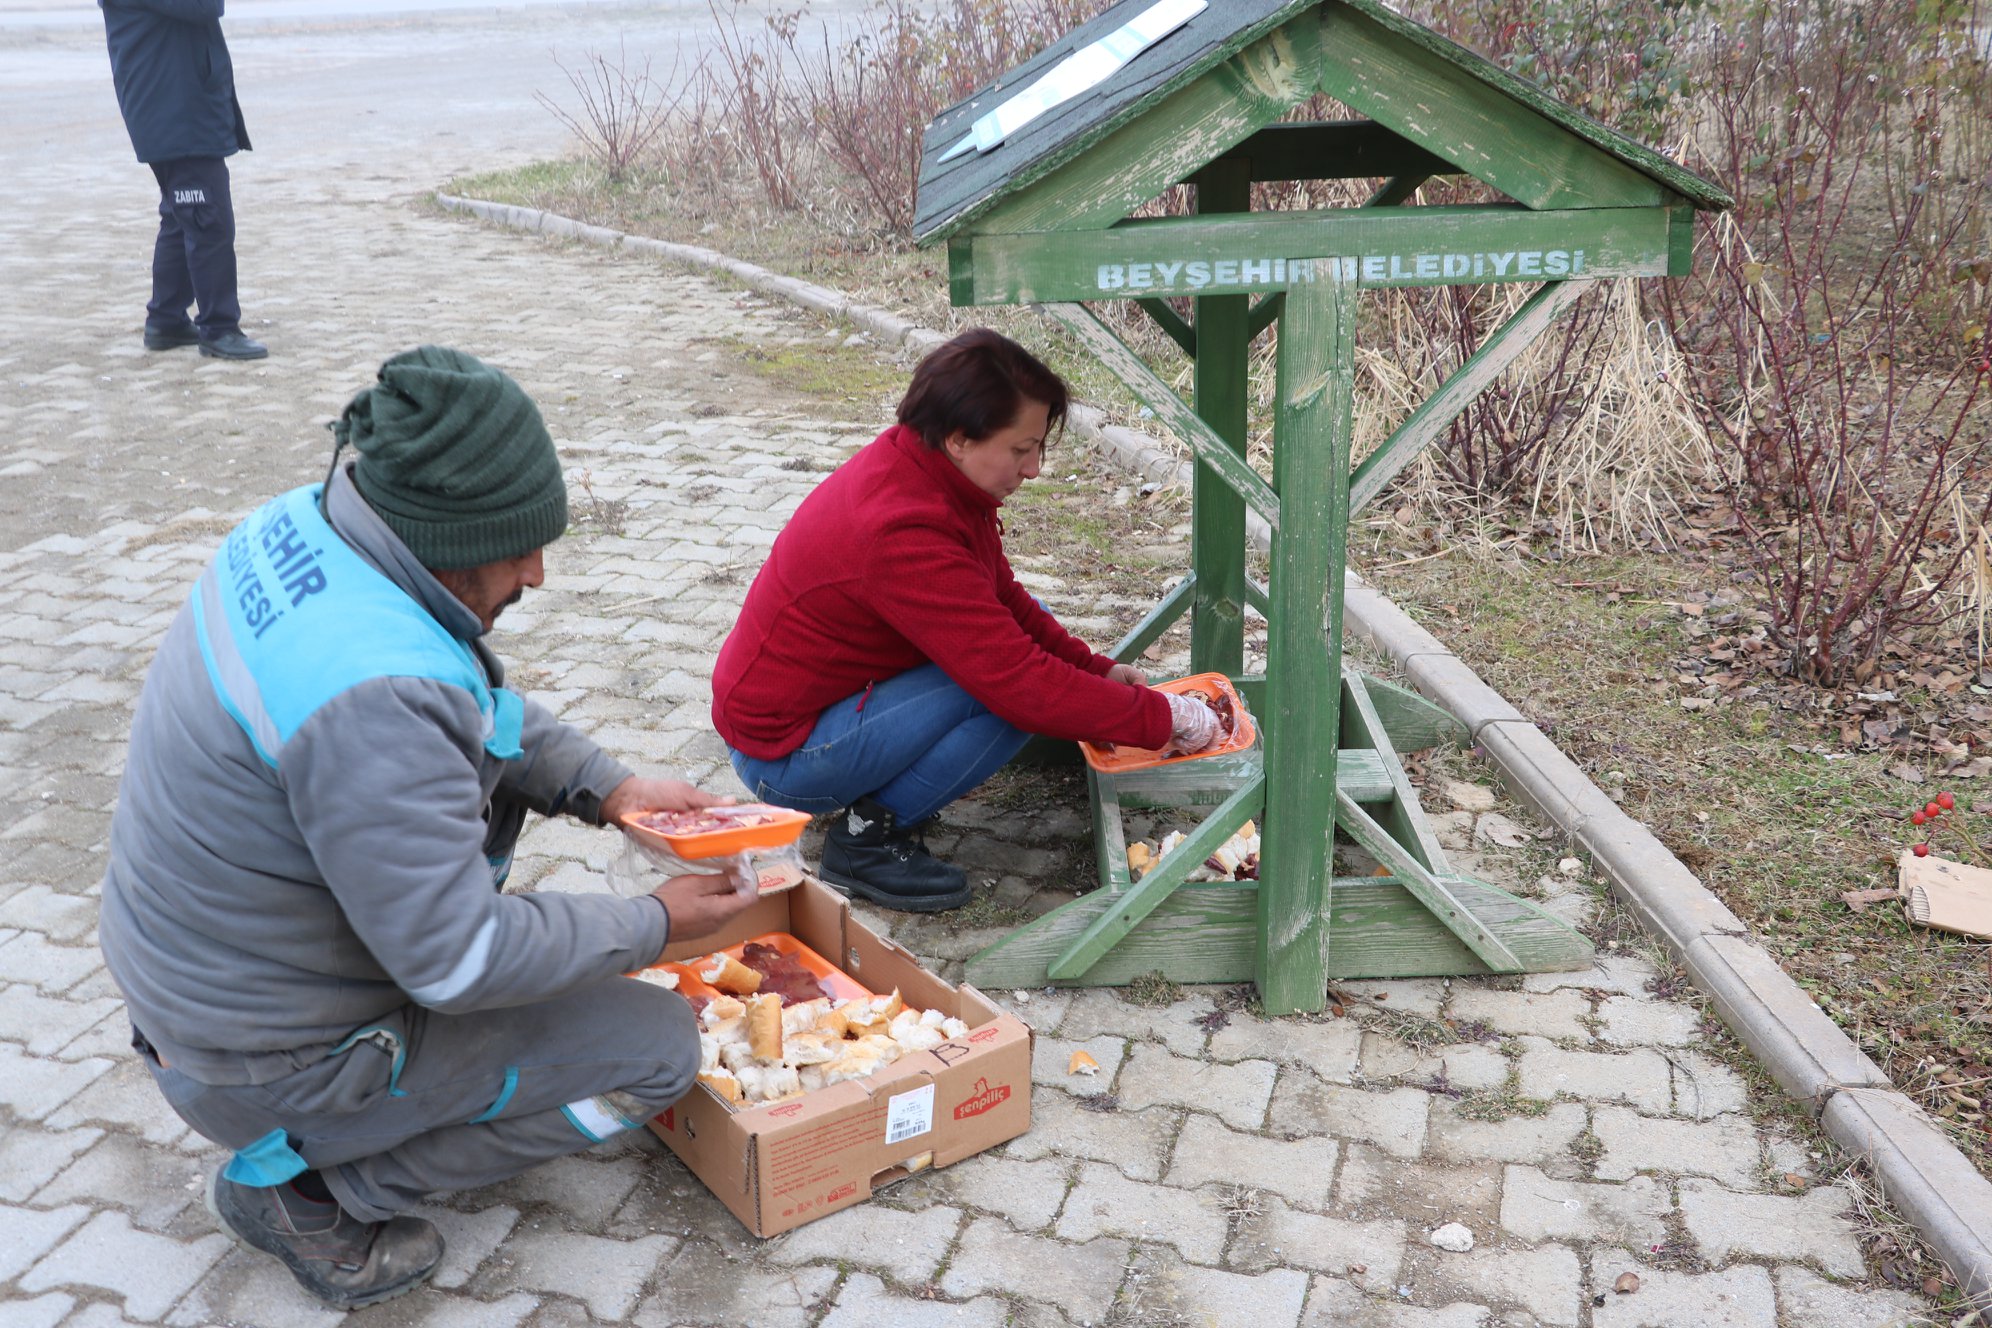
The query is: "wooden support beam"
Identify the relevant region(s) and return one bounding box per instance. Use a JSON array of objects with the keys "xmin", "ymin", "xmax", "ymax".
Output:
[
  {"xmin": 1336, "ymin": 793, "xmax": 1522, "ymax": 972},
  {"xmin": 1343, "ymin": 674, "xmax": 1449, "ymax": 874},
  {"xmin": 1111, "ymin": 574, "xmax": 1196, "ymax": 665},
  {"xmin": 1050, "ymin": 777, "xmax": 1265, "ymax": 980},
  {"xmin": 1243, "ymin": 575, "xmax": 1270, "ymax": 618},
  {"xmin": 1189, "ymin": 158, "xmax": 1251, "ymax": 680},
  {"xmin": 1247, "ymin": 291, "xmax": 1285, "ymax": 340},
  {"xmin": 1348, "ymin": 280, "xmax": 1587, "ymax": 515},
  {"xmin": 1355, "ymin": 672, "xmax": 1469, "ymax": 752},
  {"xmin": 1136, "ymin": 297, "xmax": 1196, "ymax": 357},
  {"xmin": 1256, "ymin": 259, "xmax": 1355, "ymax": 1014},
  {"xmin": 1041, "ymin": 302, "xmax": 1281, "ymax": 531},
  {"xmin": 1365, "ymin": 174, "xmax": 1429, "ymax": 207},
  {"xmin": 1219, "ymin": 119, "xmax": 1456, "ymax": 183}
]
